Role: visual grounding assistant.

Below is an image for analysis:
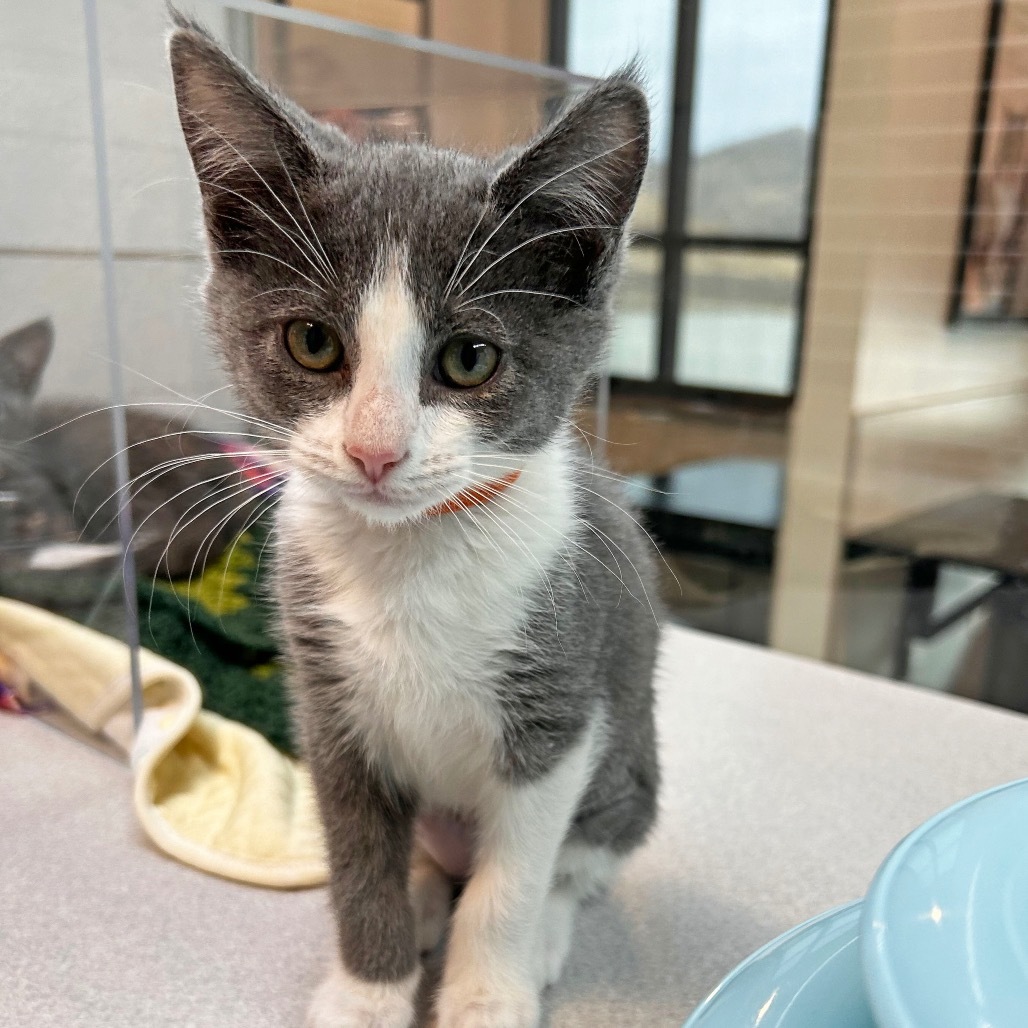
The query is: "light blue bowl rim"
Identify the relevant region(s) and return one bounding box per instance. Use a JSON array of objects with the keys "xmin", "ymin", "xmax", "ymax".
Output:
[
  {"xmin": 683, "ymin": 899, "xmax": 863, "ymax": 1027},
  {"xmin": 860, "ymin": 776, "xmax": 1028, "ymax": 1028}
]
